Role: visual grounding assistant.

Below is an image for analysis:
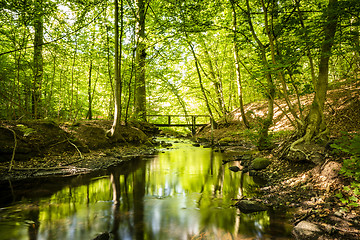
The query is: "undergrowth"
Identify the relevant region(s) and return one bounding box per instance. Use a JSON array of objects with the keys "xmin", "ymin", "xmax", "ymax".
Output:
[{"xmin": 332, "ymin": 131, "xmax": 360, "ymax": 209}]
